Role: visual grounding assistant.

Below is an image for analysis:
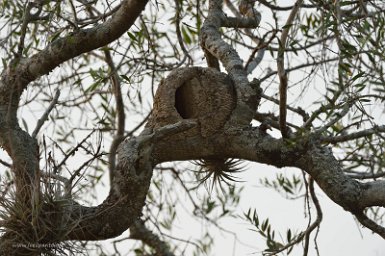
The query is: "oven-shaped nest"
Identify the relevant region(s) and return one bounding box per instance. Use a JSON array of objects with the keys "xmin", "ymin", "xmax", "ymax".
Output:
[{"xmin": 147, "ymin": 67, "xmax": 236, "ymax": 137}]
